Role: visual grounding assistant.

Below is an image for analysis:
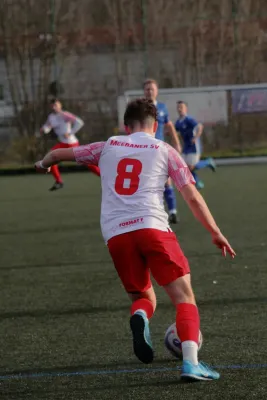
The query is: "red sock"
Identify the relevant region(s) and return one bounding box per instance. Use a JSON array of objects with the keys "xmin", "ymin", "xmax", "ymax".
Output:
[
  {"xmin": 131, "ymin": 298, "xmax": 154, "ymax": 320},
  {"xmin": 88, "ymin": 165, "xmax": 100, "ymax": 177},
  {"xmin": 176, "ymin": 303, "xmax": 199, "ymax": 344},
  {"xmin": 50, "ymin": 165, "xmax": 63, "ymax": 183}
]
